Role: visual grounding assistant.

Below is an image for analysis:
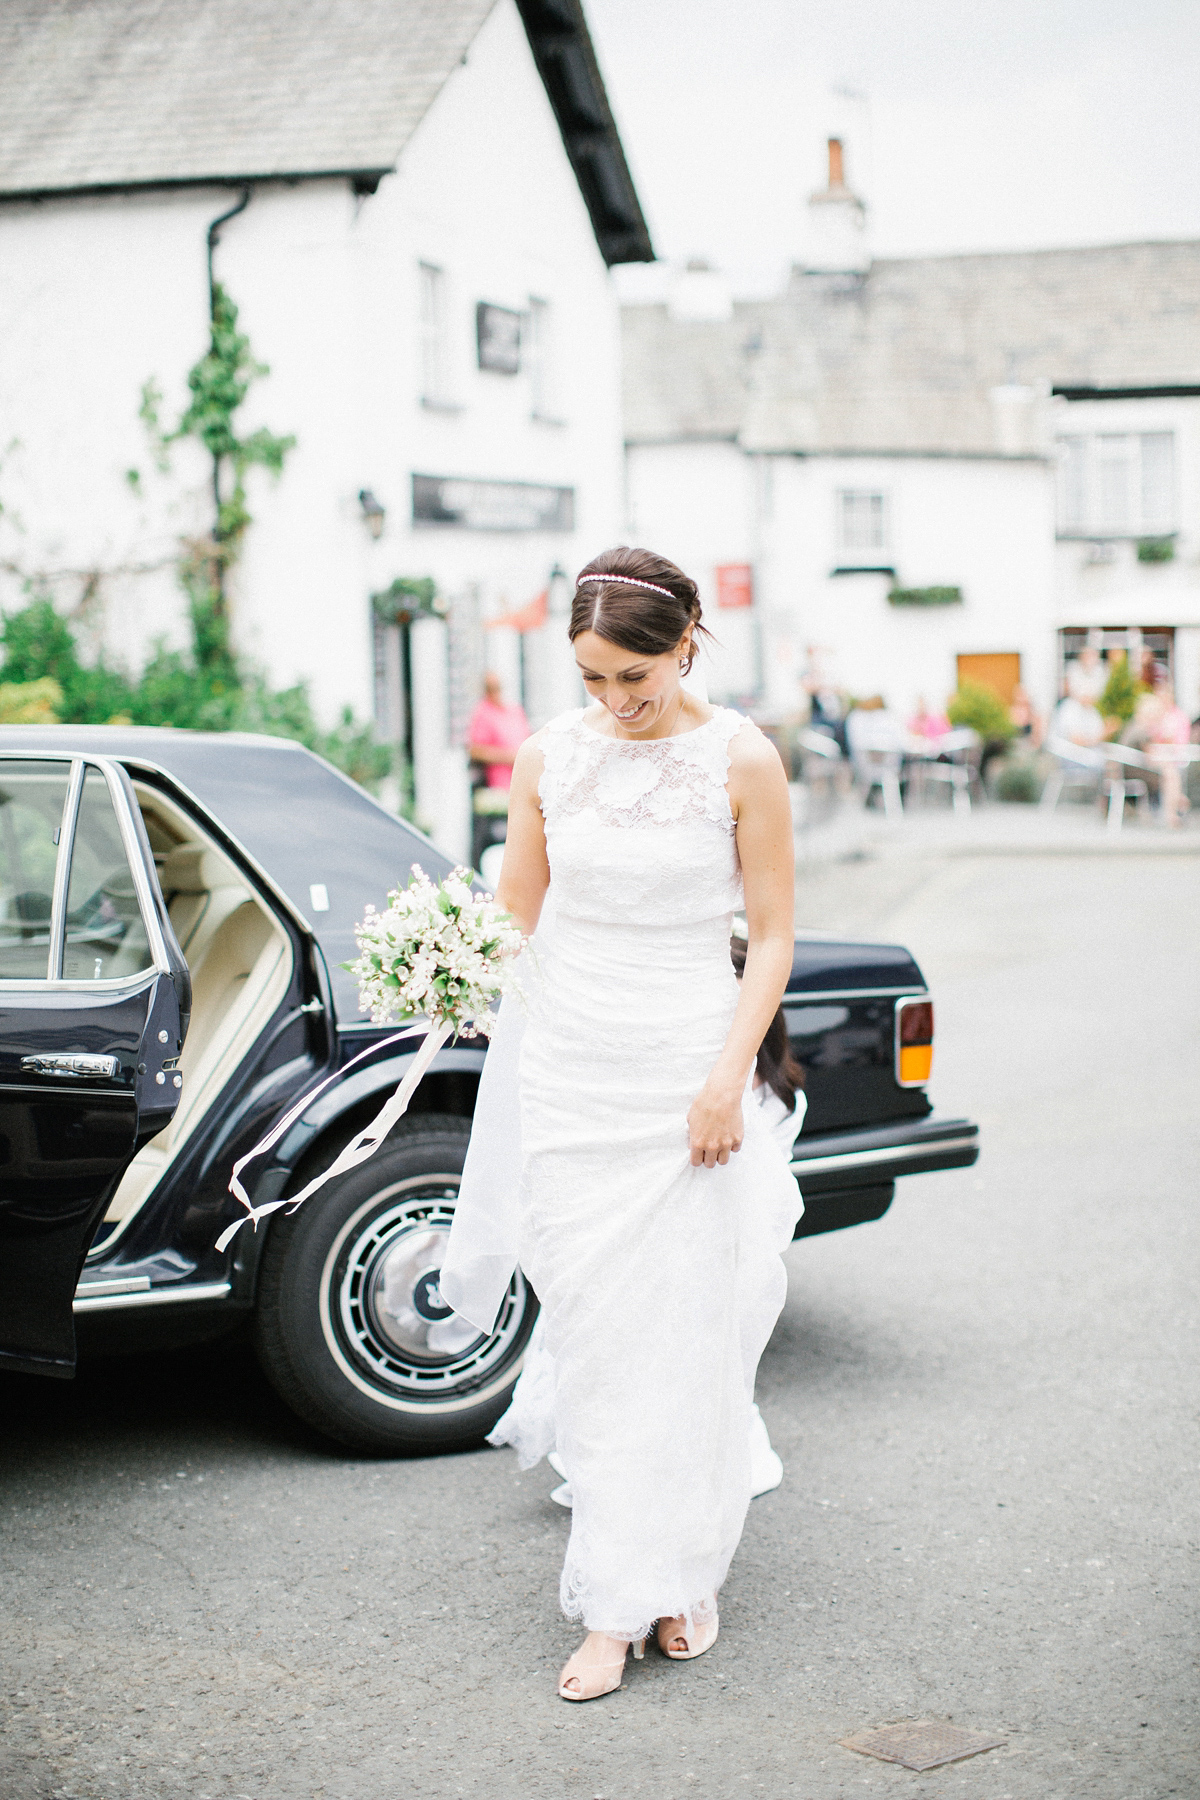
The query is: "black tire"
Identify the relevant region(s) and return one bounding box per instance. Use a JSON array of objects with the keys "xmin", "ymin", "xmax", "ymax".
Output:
[{"xmin": 252, "ymin": 1114, "xmax": 536, "ymax": 1455}]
